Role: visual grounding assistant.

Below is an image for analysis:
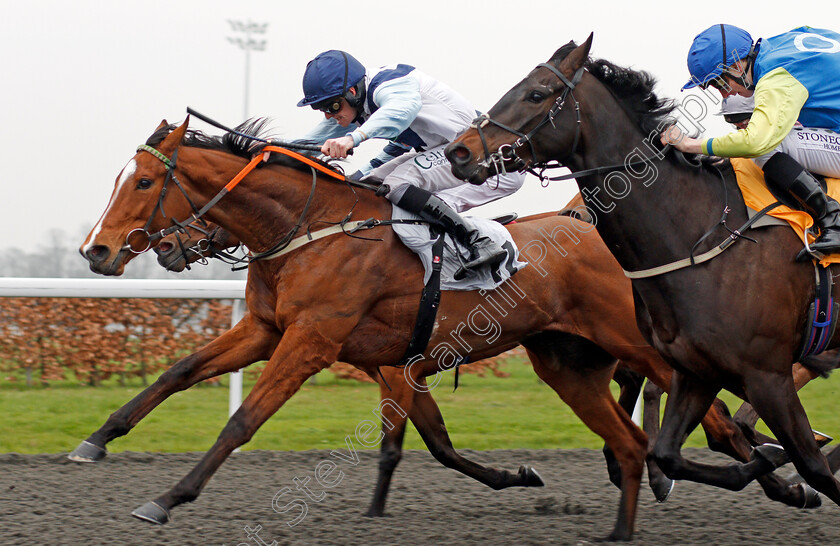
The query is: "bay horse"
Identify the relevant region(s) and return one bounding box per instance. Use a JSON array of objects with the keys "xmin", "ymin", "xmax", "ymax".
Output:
[
  {"xmin": 74, "ymin": 117, "xmax": 820, "ymax": 540},
  {"xmin": 445, "ymin": 35, "xmax": 840, "ymax": 512},
  {"xmin": 152, "ymin": 212, "xmax": 677, "ymax": 516},
  {"xmin": 154, "ymin": 221, "xmax": 241, "ymax": 272},
  {"xmin": 78, "ymin": 120, "xmax": 654, "ymax": 539}
]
